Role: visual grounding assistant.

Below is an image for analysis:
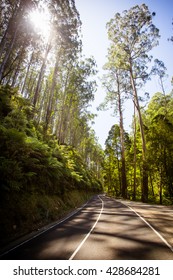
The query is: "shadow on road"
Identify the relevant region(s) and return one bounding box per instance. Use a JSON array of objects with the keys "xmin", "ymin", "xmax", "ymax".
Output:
[{"xmin": 1, "ymin": 196, "xmax": 173, "ymax": 260}]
